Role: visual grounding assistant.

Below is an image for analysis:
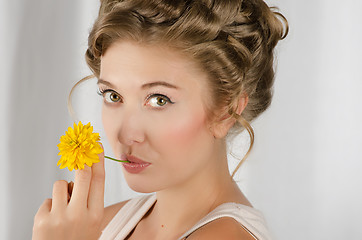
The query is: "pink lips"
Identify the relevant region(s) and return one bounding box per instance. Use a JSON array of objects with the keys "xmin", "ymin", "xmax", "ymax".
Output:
[{"xmin": 121, "ymin": 154, "xmax": 151, "ymax": 174}]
